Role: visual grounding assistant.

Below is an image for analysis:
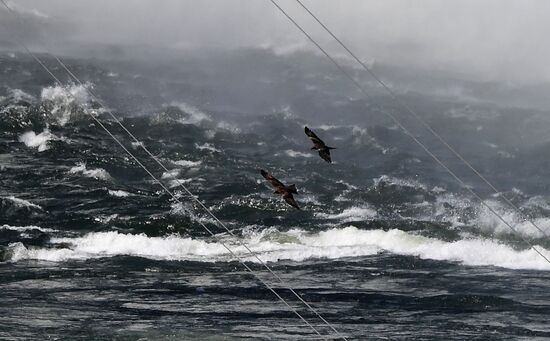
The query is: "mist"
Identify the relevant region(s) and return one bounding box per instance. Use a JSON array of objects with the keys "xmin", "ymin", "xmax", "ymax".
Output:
[{"xmin": 1, "ymin": 0, "xmax": 550, "ymax": 86}]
